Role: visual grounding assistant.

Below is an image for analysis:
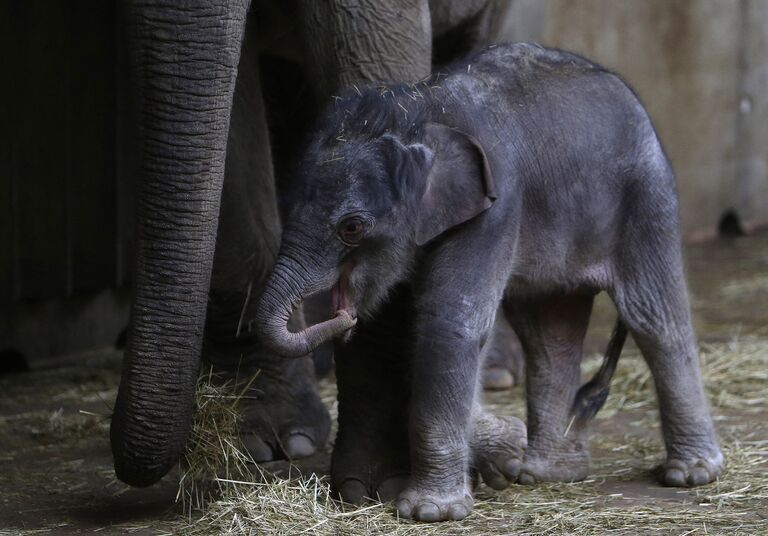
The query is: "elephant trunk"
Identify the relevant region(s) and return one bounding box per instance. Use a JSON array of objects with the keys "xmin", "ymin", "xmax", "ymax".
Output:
[
  {"xmin": 111, "ymin": 0, "xmax": 250, "ymax": 487},
  {"xmin": 256, "ymin": 247, "xmax": 356, "ymax": 359}
]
